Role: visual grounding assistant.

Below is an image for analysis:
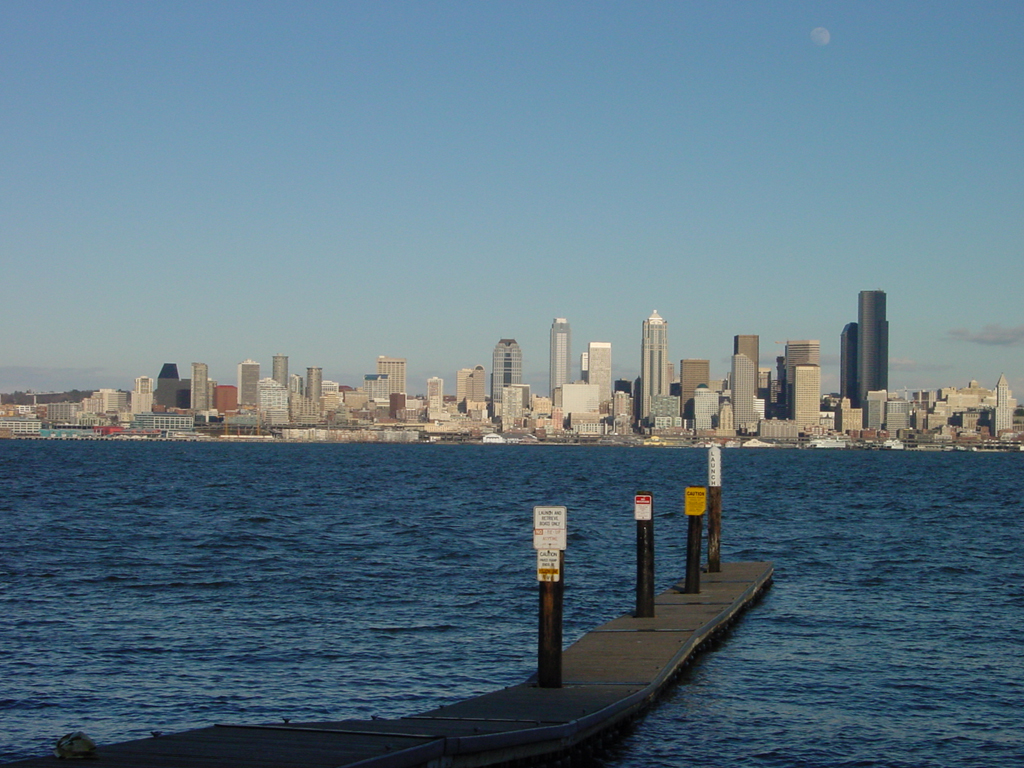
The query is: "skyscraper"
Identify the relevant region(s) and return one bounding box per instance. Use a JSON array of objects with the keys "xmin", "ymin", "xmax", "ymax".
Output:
[
  {"xmin": 306, "ymin": 367, "xmax": 323, "ymax": 403},
  {"xmin": 132, "ymin": 376, "xmax": 154, "ymax": 414},
  {"xmin": 376, "ymin": 356, "xmax": 407, "ymax": 395},
  {"xmin": 840, "ymin": 322, "xmax": 859, "ymax": 406},
  {"xmin": 238, "ymin": 360, "xmax": 260, "ymax": 406},
  {"xmin": 586, "ymin": 342, "xmax": 612, "ymax": 404},
  {"xmin": 427, "ymin": 377, "xmax": 444, "ymax": 411},
  {"xmin": 733, "ymin": 335, "xmax": 759, "ymax": 368},
  {"xmin": 191, "ymin": 362, "xmax": 210, "ymax": 411},
  {"xmin": 730, "ymin": 353, "xmax": 758, "ymax": 430},
  {"xmin": 549, "ymin": 318, "xmax": 571, "ymax": 398},
  {"xmin": 155, "ymin": 363, "xmax": 182, "ymax": 409},
  {"xmin": 784, "ymin": 340, "xmax": 820, "ymax": 419},
  {"xmin": 272, "ymin": 354, "xmax": 289, "ymax": 387},
  {"xmin": 680, "ymin": 359, "xmax": 710, "ymax": 420},
  {"xmin": 491, "ymin": 339, "xmax": 522, "ymax": 400},
  {"xmin": 640, "ymin": 311, "xmax": 669, "ymax": 423},
  {"xmin": 792, "ymin": 364, "xmax": 821, "ymax": 430},
  {"xmin": 994, "ymin": 373, "xmax": 1015, "ymax": 434},
  {"xmin": 857, "ymin": 290, "xmax": 888, "ymax": 407}
]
